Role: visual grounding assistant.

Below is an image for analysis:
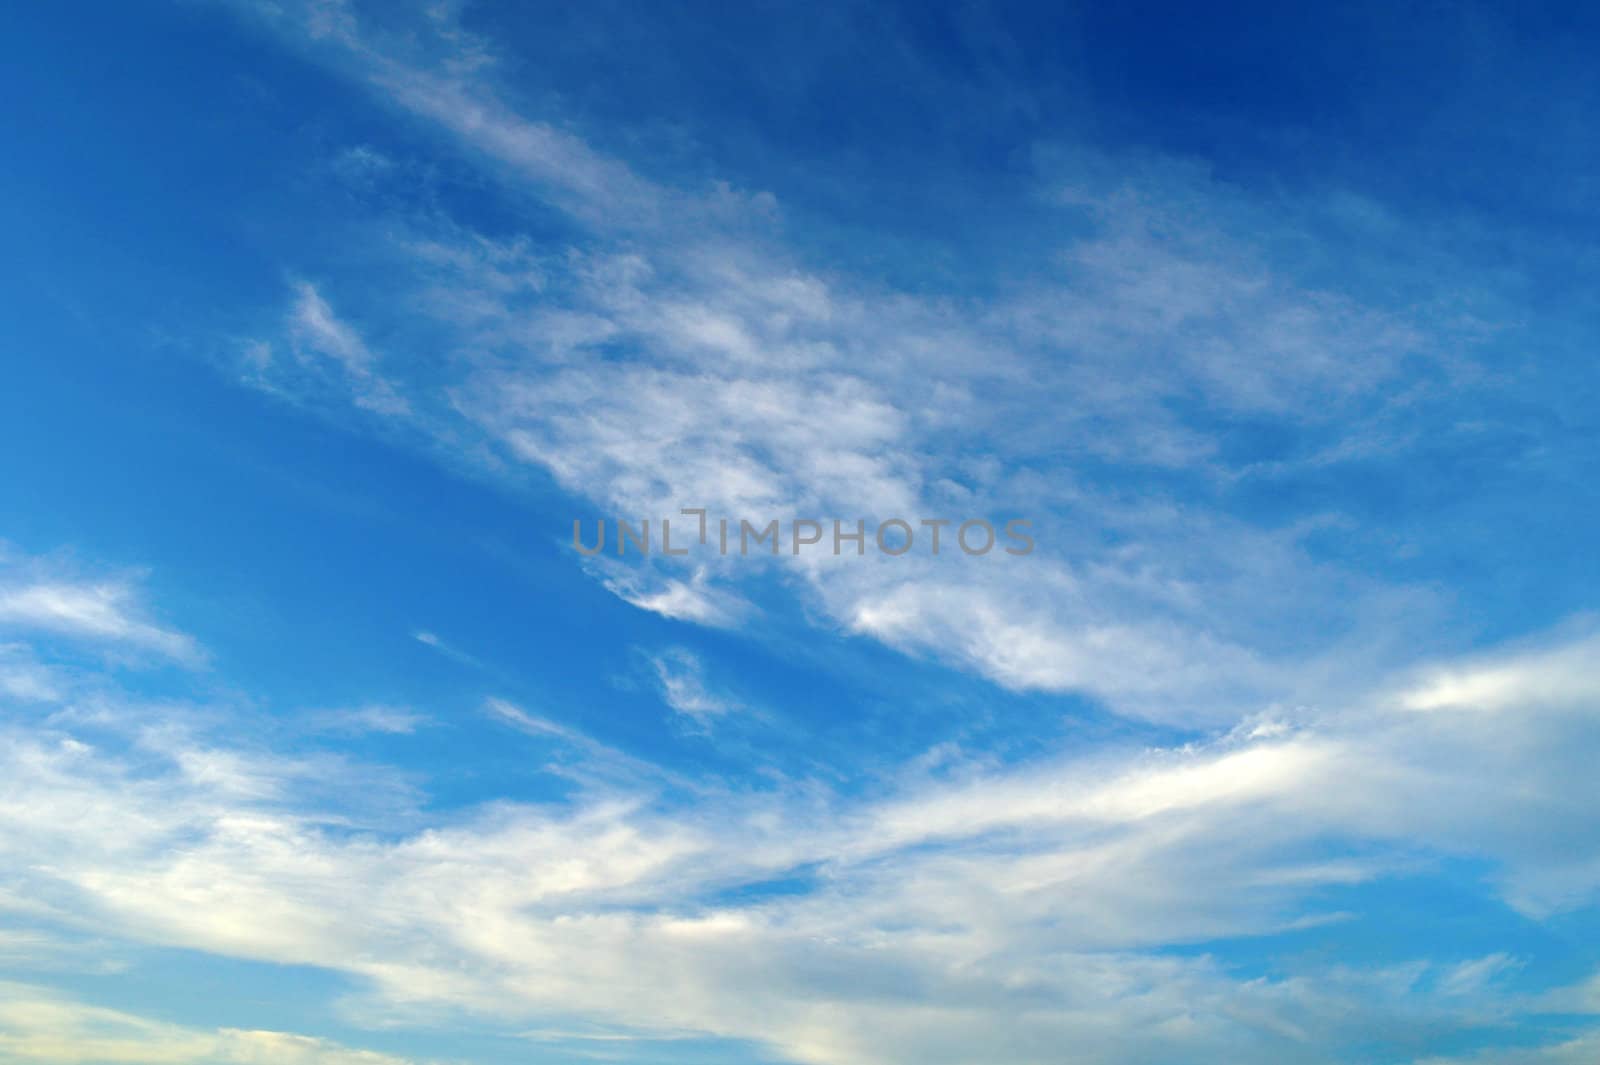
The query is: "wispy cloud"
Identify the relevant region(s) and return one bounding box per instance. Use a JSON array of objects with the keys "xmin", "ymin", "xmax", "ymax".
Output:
[
  {"xmin": 2, "ymin": 573, "xmax": 1599, "ymax": 1063},
  {"xmin": 647, "ymin": 648, "xmax": 738, "ymax": 723},
  {"xmin": 0, "ymin": 983, "xmax": 428, "ymax": 1065},
  {"xmin": 482, "ymin": 696, "xmax": 680, "ymax": 790},
  {"xmin": 0, "ymin": 559, "xmax": 201, "ymax": 665},
  {"xmin": 411, "ymin": 629, "xmax": 482, "ymax": 668},
  {"xmin": 213, "ymin": 0, "xmax": 1503, "ymax": 728},
  {"xmin": 286, "ymin": 280, "xmax": 409, "ymax": 415},
  {"xmin": 305, "ymin": 704, "xmax": 430, "ymax": 736},
  {"xmin": 593, "ymin": 565, "xmax": 749, "ymax": 628},
  {"xmin": 0, "ymin": 643, "xmax": 62, "ymax": 702}
]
